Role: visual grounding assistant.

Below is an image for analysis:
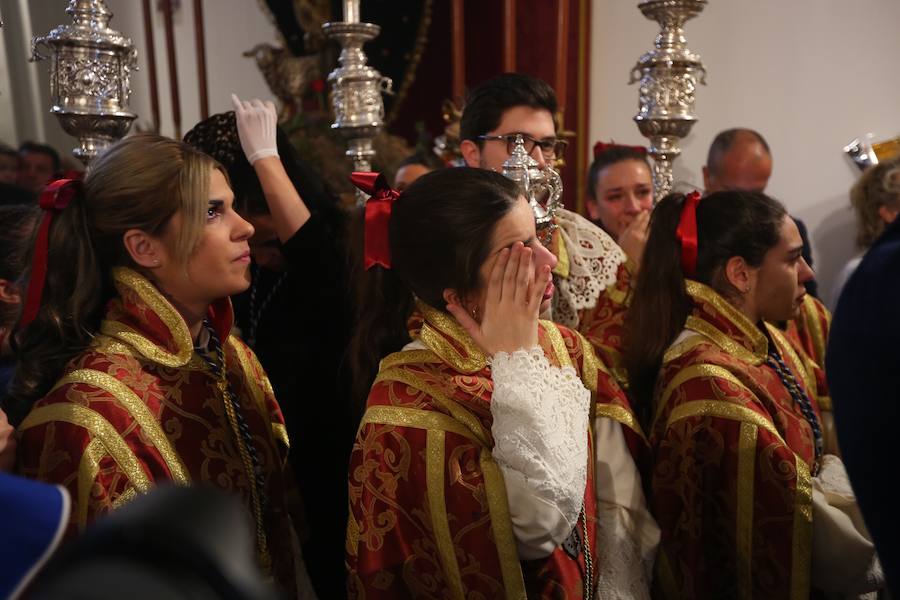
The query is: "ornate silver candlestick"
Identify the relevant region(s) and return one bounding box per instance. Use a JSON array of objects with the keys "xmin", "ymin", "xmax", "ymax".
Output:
[
  {"xmin": 322, "ymin": 9, "xmax": 392, "ymax": 204},
  {"xmin": 31, "ymin": 0, "xmax": 137, "ymax": 166},
  {"xmin": 629, "ymin": 0, "xmax": 707, "ymax": 200},
  {"xmin": 502, "ymin": 135, "xmax": 563, "ymax": 237}
]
